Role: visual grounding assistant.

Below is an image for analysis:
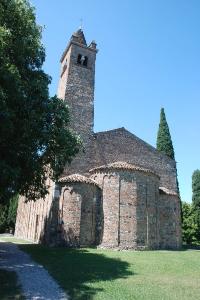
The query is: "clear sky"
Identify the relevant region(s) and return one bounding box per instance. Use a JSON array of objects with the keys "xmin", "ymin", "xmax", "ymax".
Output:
[{"xmin": 31, "ymin": 0, "xmax": 200, "ymax": 202}]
